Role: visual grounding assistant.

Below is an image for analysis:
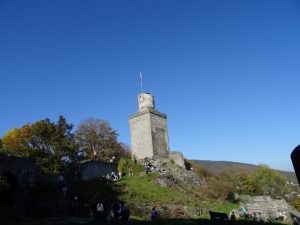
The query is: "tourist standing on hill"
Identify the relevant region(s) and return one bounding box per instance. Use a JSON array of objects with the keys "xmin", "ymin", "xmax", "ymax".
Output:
[
  {"xmin": 128, "ymin": 168, "xmax": 133, "ymax": 177},
  {"xmin": 230, "ymin": 212, "xmax": 236, "ymax": 220},
  {"xmin": 112, "ymin": 201, "xmax": 121, "ymax": 224},
  {"xmin": 258, "ymin": 212, "xmax": 264, "ymax": 223},
  {"xmin": 150, "ymin": 207, "xmax": 158, "ymax": 221},
  {"xmin": 120, "ymin": 201, "xmax": 130, "ymax": 223},
  {"xmin": 72, "ymin": 196, "xmax": 80, "ymax": 216},
  {"xmin": 252, "ymin": 212, "xmax": 257, "ymax": 222},
  {"xmin": 96, "ymin": 201, "xmax": 104, "ymax": 222},
  {"xmin": 293, "ymin": 217, "xmax": 299, "ymax": 225}
]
